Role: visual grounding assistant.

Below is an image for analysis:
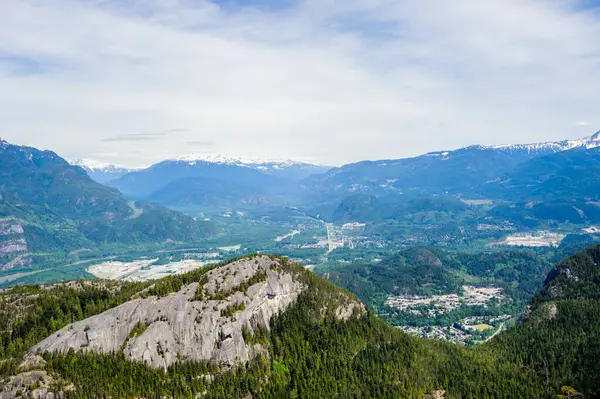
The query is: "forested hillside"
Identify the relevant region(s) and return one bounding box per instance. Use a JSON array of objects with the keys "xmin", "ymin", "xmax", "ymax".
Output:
[
  {"xmin": 479, "ymin": 146, "xmax": 600, "ymax": 200},
  {"xmin": 319, "ymin": 247, "xmax": 553, "ymax": 327},
  {"xmin": 1, "ymin": 250, "xmax": 599, "ymax": 398},
  {"xmin": 488, "ymin": 245, "xmax": 600, "ymax": 397}
]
